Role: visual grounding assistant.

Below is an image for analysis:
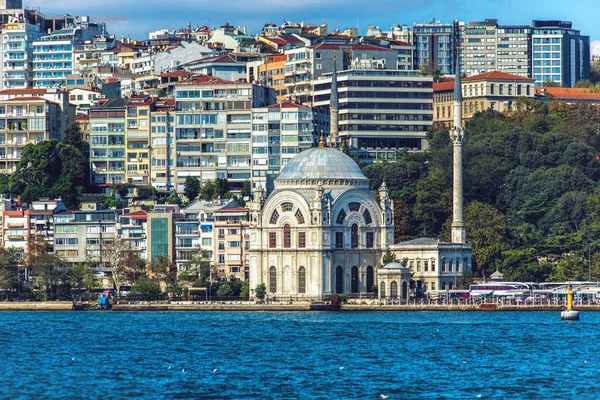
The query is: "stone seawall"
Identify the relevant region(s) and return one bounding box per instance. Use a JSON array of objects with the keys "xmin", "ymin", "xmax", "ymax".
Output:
[{"xmin": 0, "ymin": 302, "xmax": 73, "ymax": 311}]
